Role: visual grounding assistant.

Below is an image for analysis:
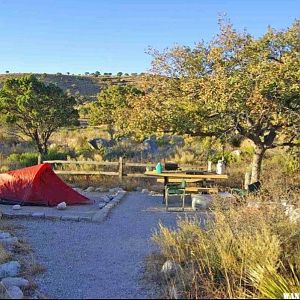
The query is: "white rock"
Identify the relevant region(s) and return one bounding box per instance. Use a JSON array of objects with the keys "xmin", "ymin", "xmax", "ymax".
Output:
[
  {"xmin": 109, "ymin": 188, "xmax": 119, "ymax": 193},
  {"xmin": 149, "ymin": 191, "xmax": 157, "ymax": 196},
  {"xmin": 72, "ymin": 188, "xmax": 82, "ymax": 192},
  {"xmin": 287, "ymin": 208, "xmax": 300, "ymax": 223},
  {"xmin": 141, "ymin": 189, "xmax": 148, "ymax": 194},
  {"xmin": 0, "ymin": 261, "xmax": 21, "ymax": 279},
  {"xmin": 12, "ymin": 205, "xmax": 21, "ymax": 210},
  {"xmin": 161, "ymin": 260, "xmax": 180, "ymax": 277},
  {"xmin": 0, "ymin": 232, "xmax": 12, "ymax": 240},
  {"xmin": 231, "ymin": 150, "xmax": 241, "ymax": 156},
  {"xmin": 5, "ymin": 285, "xmax": 23, "ymax": 299},
  {"xmin": 85, "ymin": 187, "xmax": 95, "ymax": 193},
  {"xmin": 101, "ymin": 195, "xmax": 114, "ymax": 203},
  {"xmin": 56, "ymin": 202, "xmax": 67, "ymax": 210},
  {"xmin": 247, "ymin": 201, "xmax": 261, "ymax": 209},
  {"xmin": 1, "ymin": 277, "xmax": 29, "ymax": 288}
]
